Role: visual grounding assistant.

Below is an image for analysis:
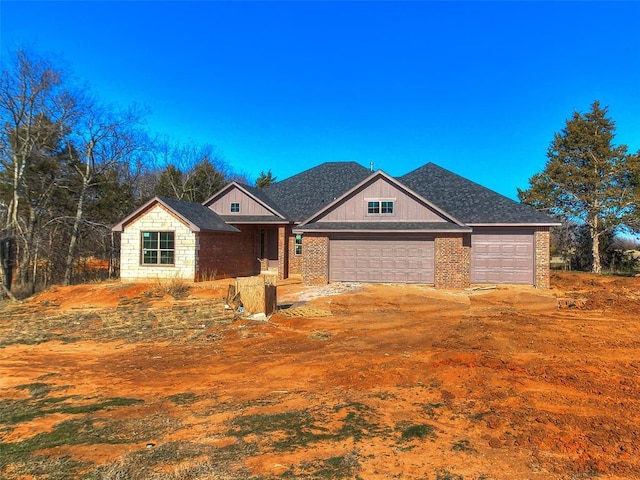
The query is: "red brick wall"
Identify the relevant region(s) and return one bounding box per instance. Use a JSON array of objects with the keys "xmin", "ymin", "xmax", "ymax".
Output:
[
  {"xmin": 535, "ymin": 228, "xmax": 551, "ymax": 289},
  {"xmin": 196, "ymin": 227, "xmax": 260, "ymax": 281},
  {"xmin": 288, "ymin": 230, "xmax": 303, "ymax": 275},
  {"xmin": 277, "ymin": 225, "xmax": 287, "ymax": 281},
  {"xmin": 302, "ymin": 234, "xmax": 329, "ymax": 285},
  {"xmin": 434, "ymin": 234, "xmax": 471, "ymax": 289}
]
